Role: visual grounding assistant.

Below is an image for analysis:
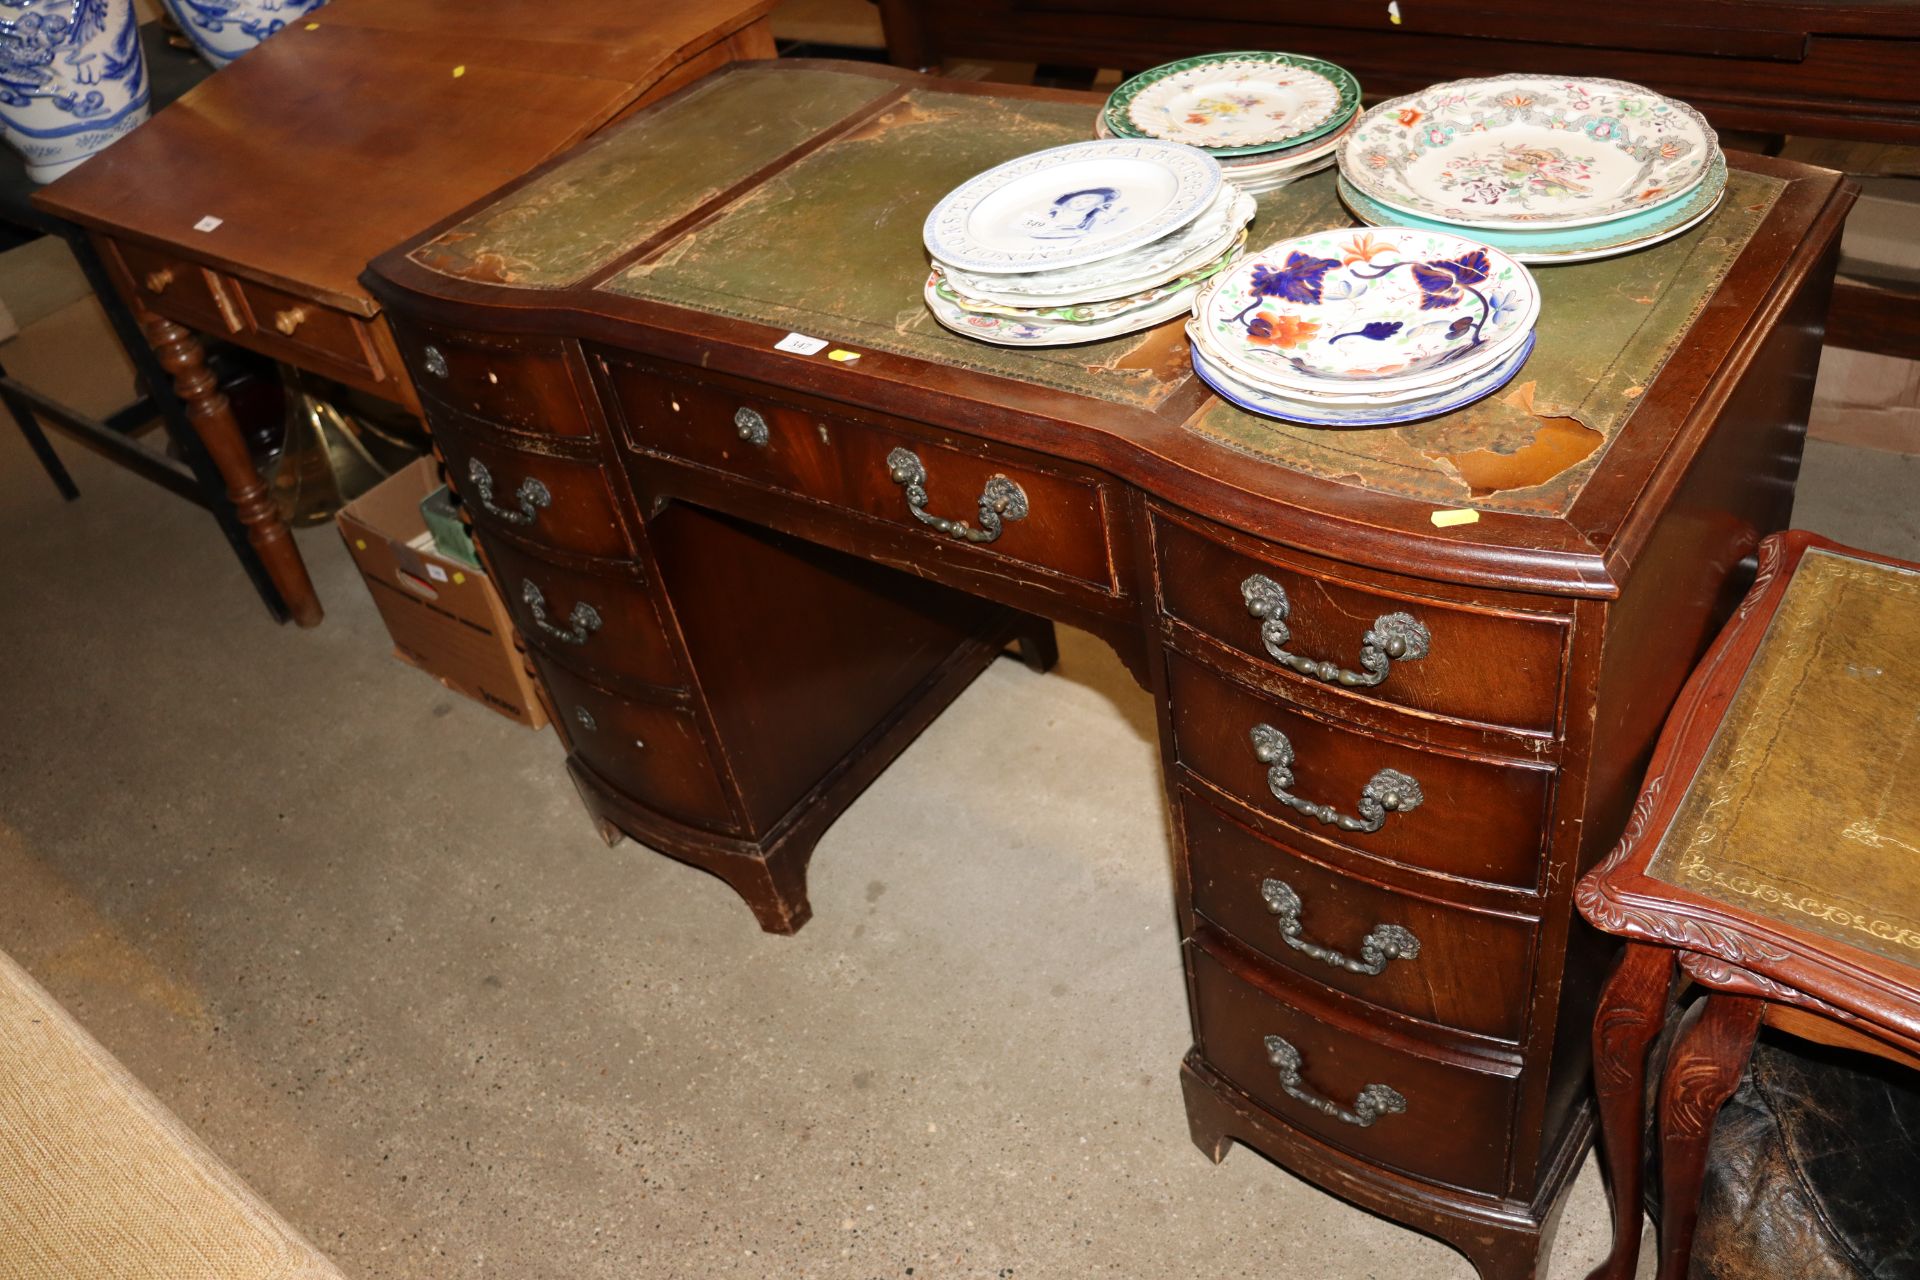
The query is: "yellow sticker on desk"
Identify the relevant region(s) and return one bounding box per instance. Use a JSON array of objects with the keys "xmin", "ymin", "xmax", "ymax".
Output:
[
  {"xmin": 1430, "ymin": 508, "xmax": 1480, "ymax": 528},
  {"xmin": 827, "ymin": 349, "xmax": 861, "ymax": 363},
  {"xmin": 304, "ymin": 21, "xmax": 318, "ymax": 29},
  {"xmin": 452, "ymin": 64, "xmax": 466, "ymax": 78},
  {"xmin": 452, "ymin": 572, "xmax": 466, "ymax": 585}
]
